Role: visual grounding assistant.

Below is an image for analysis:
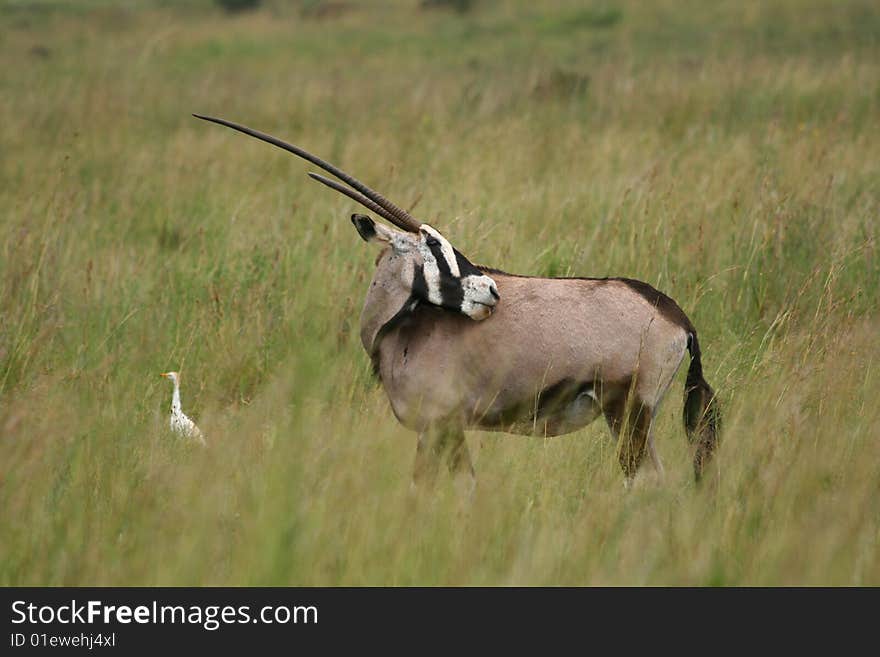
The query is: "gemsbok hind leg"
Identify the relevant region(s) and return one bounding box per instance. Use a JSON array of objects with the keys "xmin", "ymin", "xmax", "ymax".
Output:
[
  {"xmin": 646, "ymin": 425, "xmax": 665, "ymax": 479},
  {"xmin": 603, "ymin": 396, "xmax": 653, "ymax": 487}
]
